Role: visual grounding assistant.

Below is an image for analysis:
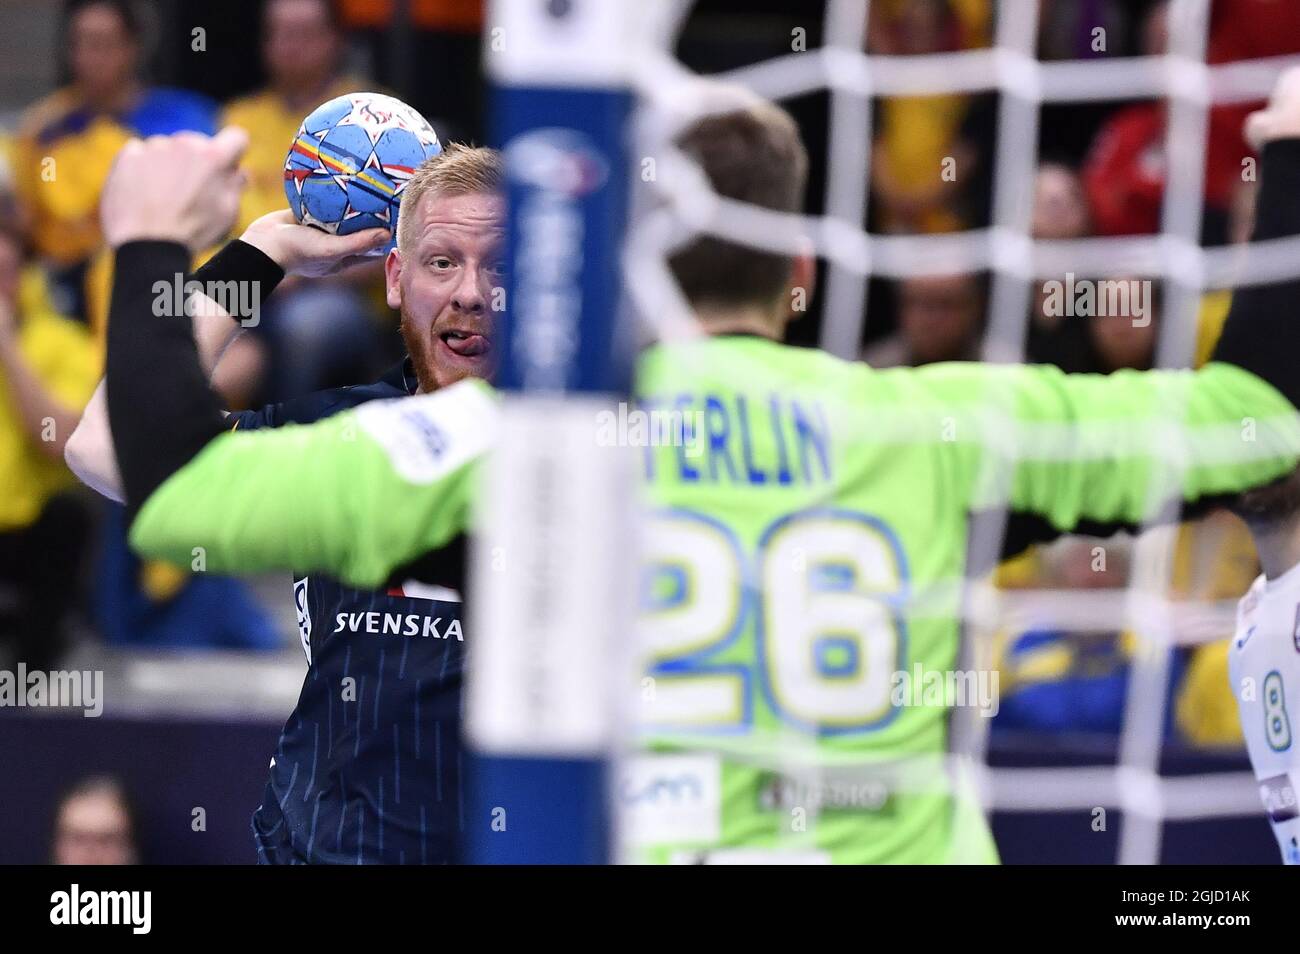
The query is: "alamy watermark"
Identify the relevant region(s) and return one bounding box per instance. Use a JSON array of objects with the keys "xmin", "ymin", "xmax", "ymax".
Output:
[
  {"xmin": 50, "ymin": 884, "xmax": 150, "ymax": 934},
  {"xmin": 0, "ymin": 665, "xmax": 103, "ymax": 717},
  {"xmin": 596, "ymin": 401, "xmax": 706, "ymax": 457},
  {"xmin": 759, "ymin": 773, "xmax": 891, "ymax": 812},
  {"xmin": 891, "ymin": 664, "xmax": 999, "ymax": 718},
  {"xmin": 153, "ymin": 274, "xmax": 261, "ymax": 327},
  {"xmin": 1041, "ymin": 274, "xmax": 1152, "ymax": 327}
]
